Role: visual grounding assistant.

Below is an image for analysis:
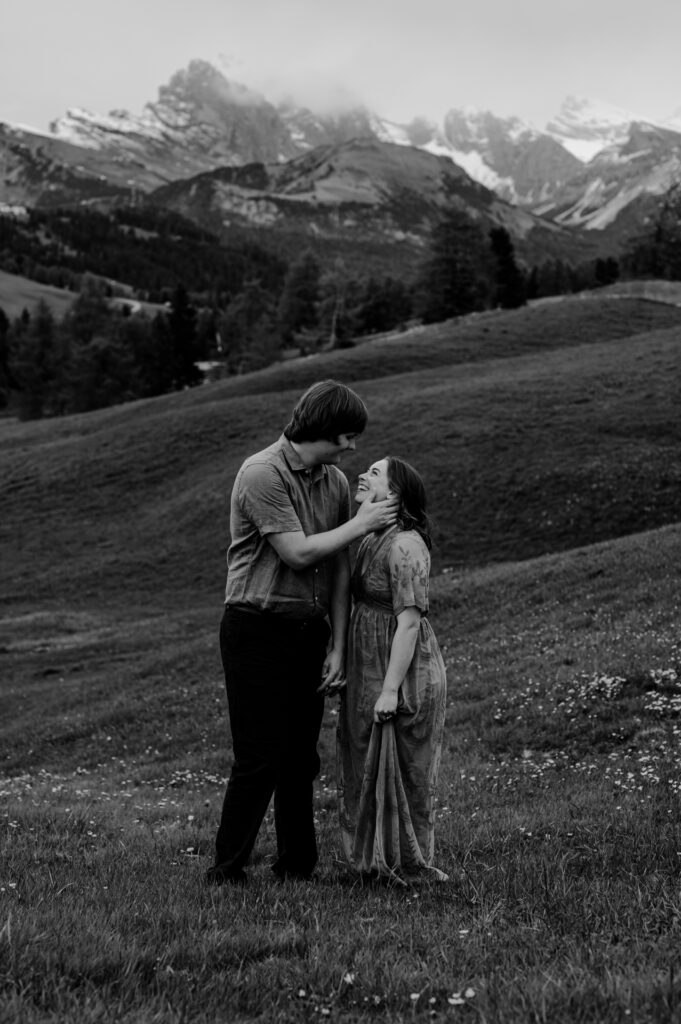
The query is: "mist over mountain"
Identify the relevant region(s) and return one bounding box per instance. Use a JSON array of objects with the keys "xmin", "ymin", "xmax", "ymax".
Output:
[{"xmin": 1, "ymin": 59, "xmax": 680, "ymax": 258}]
